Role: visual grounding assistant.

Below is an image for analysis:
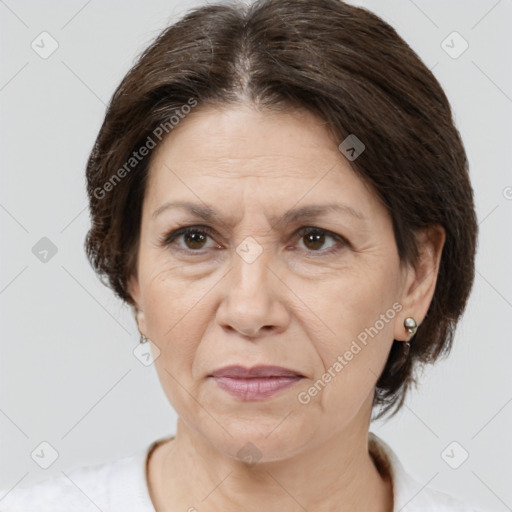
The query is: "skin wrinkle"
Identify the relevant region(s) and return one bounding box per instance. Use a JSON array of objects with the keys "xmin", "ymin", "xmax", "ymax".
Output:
[
  {"xmin": 128, "ymin": 104, "xmax": 444, "ymax": 512},
  {"xmin": 80, "ymin": 2, "xmax": 477, "ymax": 505}
]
